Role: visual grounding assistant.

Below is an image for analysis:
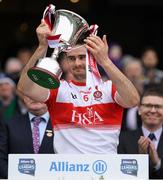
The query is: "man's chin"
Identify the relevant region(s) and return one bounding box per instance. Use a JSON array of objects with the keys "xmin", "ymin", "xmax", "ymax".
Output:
[
  {"xmin": 73, "ymin": 73, "xmax": 86, "ymax": 80},
  {"xmin": 147, "ymin": 122, "xmax": 159, "ymax": 127}
]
